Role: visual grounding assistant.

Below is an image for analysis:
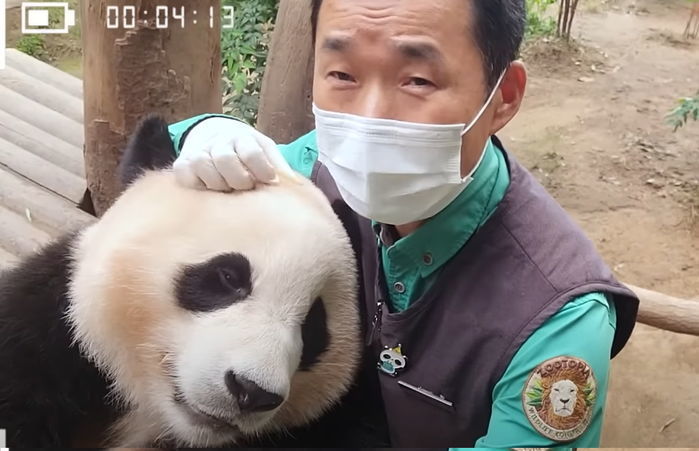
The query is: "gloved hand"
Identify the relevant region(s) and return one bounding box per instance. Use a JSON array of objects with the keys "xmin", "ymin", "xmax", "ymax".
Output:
[{"xmin": 173, "ymin": 117, "xmax": 294, "ymax": 191}]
